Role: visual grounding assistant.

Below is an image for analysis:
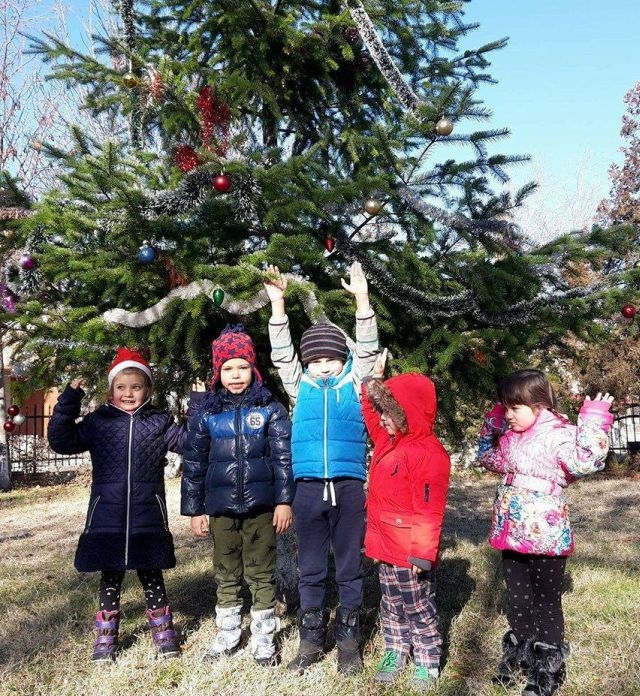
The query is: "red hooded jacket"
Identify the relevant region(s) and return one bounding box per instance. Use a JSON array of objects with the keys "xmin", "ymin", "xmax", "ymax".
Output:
[{"xmin": 362, "ymin": 373, "xmax": 450, "ymax": 569}]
